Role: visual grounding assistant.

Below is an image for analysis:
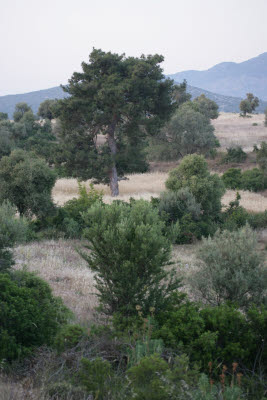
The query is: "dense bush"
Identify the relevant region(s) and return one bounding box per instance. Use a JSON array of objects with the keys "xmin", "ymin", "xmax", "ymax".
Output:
[
  {"xmin": 190, "ymin": 225, "xmax": 266, "ymax": 308},
  {"xmin": 166, "ymin": 155, "xmax": 225, "ymax": 221},
  {"xmin": 222, "ymin": 168, "xmax": 243, "ymax": 189},
  {"xmin": 222, "ymin": 167, "xmax": 267, "ymax": 192},
  {"xmin": 0, "ymin": 201, "xmax": 28, "ymax": 271},
  {"xmin": 30, "ymin": 183, "xmax": 104, "ymax": 239},
  {"xmin": 81, "ymin": 199, "xmax": 181, "ymax": 317},
  {"xmin": 163, "ymin": 103, "xmax": 218, "ymax": 157},
  {"xmin": 0, "ymin": 270, "xmax": 70, "ymax": 361},
  {"xmin": 241, "ymin": 168, "xmax": 266, "ymax": 191},
  {"xmin": 222, "ymin": 146, "xmax": 247, "ymax": 163},
  {"xmin": 0, "ymin": 149, "xmax": 56, "ymax": 218}
]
